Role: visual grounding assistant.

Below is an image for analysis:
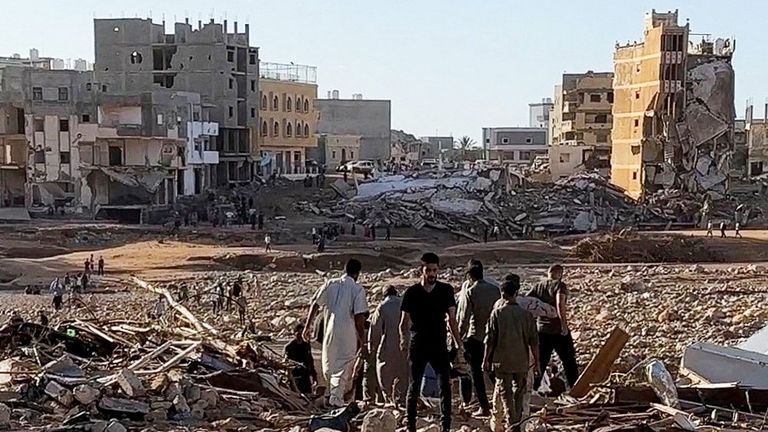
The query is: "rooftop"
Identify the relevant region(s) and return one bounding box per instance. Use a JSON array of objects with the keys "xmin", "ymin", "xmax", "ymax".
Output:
[{"xmin": 259, "ymin": 62, "xmax": 317, "ymax": 84}]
